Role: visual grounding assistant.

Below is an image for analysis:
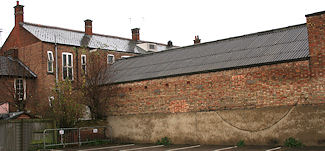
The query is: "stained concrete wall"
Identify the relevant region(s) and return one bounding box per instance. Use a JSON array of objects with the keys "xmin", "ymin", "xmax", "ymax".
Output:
[{"xmin": 108, "ymin": 104, "xmax": 325, "ymax": 146}]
